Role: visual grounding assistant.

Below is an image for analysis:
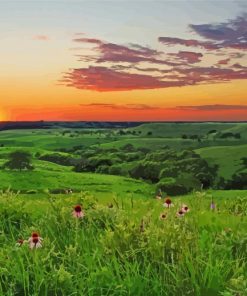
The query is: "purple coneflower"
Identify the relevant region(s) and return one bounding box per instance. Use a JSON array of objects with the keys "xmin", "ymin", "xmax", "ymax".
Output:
[
  {"xmin": 28, "ymin": 232, "xmax": 43, "ymax": 249},
  {"xmin": 73, "ymin": 205, "xmax": 84, "ymax": 218},
  {"xmin": 163, "ymin": 198, "xmax": 174, "ymax": 208},
  {"xmin": 176, "ymin": 210, "xmax": 185, "ymax": 218},
  {"xmin": 181, "ymin": 205, "xmax": 190, "ymax": 213}
]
